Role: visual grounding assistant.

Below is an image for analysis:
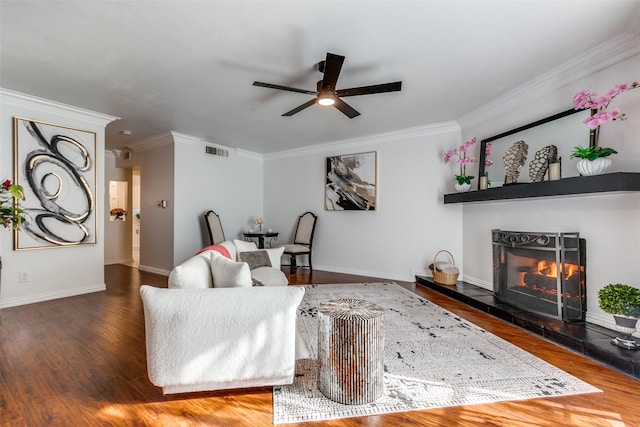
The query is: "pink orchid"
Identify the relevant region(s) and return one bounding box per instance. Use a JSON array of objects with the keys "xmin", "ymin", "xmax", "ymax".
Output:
[
  {"xmin": 443, "ymin": 137, "xmax": 477, "ymax": 182},
  {"xmin": 583, "ymin": 108, "xmax": 622, "ymax": 130},
  {"xmin": 485, "ymin": 142, "xmax": 493, "ymax": 157},
  {"xmin": 458, "ymin": 156, "xmax": 474, "ymax": 165},
  {"xmin": 573, "ymin": 81, "xmax": 639, "ymax": 131}
]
